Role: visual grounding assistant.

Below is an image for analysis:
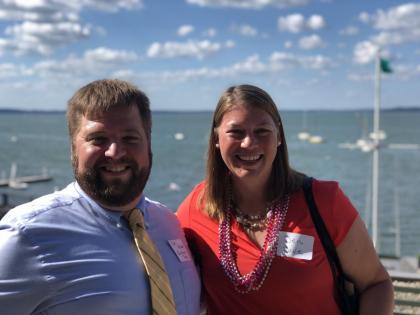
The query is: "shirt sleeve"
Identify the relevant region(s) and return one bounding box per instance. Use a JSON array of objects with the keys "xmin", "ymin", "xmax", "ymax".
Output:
[
  {"xmin": 176, "ymin": 182, "xmax": 204, "ymax": 230},
  {"xmin": 313, "ymin": 180, "xmax": 359, "ymax": 247},
  {"xmin": 0, "ymin": 222, "xmax": 51, "ymax": 315}
]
